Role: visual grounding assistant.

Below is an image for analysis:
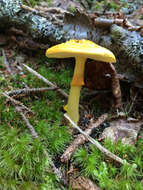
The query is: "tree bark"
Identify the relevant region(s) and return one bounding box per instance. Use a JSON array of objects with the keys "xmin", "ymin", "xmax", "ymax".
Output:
[{"xmin": 0, "ymin": 0, "xmax": 143, "ymax": 82}]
